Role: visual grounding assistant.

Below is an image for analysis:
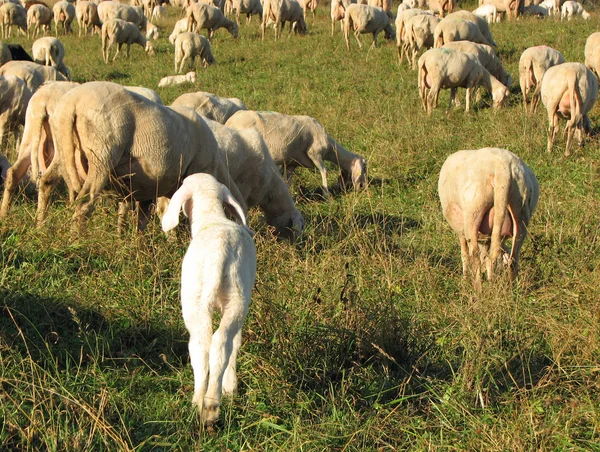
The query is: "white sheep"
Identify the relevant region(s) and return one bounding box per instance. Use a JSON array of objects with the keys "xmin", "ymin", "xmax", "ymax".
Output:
[
  {"xmin": 97, "ymin": 2, "xmax": 151, "ymax": 36},
  {"xmin": 0, "ymin": 74, "xmax": 31, "ymax": 147},
  {"xmin": 395, "ymin": 8, "xmax": 434, "ymax": 64},
  {"xmin": 472, "ymin": 4, "xmax": 498, "ymax": 23},
  {"xmin": 561, "ymin": 0, "xmax": 590, "ymax": 20},
  {"xmin": 519, "ymin": 45, "xmax": 564, "ymax": 113},
  {"xmin": 302, "ymin": 0, "xmax": 318, "ymax": 18},
  {"xmin": 53, "ymin": 1, "xmax": 76, "ymax": 35},
  {"xmin": 418, "ymin": 47, "xmax": 509, "ymax": 114},
  {"xmin": 161, "ymin": 173, "xmax": 256, "ymax": 427},
  {"xmin": 438, "ymin": 147, "xmax": 539, "ymax": 290},
  {"xmin": 404, "ymin": 13, "xmax": 440, "ymax": 69},
  {"xmin": 174, "ymin": 32, "xmax": 215, "ymax": 72},
  {"xmin": 32, "ymin": 37, "xmax": 71, "ymax": 80},
  {"xmin": 151, "ymin": 4, "xmax": 166, "ymax": 21},
  {"xmin": 427, "ymin": 0, "xmax": 454, "ymax": 18},
  {"xmin": 124, "ymin": 85, "xmax": 163, "ymax": 104},
  {"xmin": 331, "ymin": 0, "xmax": 355, "ymax": 36},
  {"xmin": 261, "ymin": 0, "xmax": 306, "ymax": 40},
  {"xmin": 171, "ymin": 91, "xmax": 246, "ymax": 124},
  {"xmin": 433, "ymin": 18, "xmax": 490, "ymax": 48},
  {"xmin": 142, "ymin": 0, "xmax": 156, "ymax": 17},
  {"xmin": 232, "ymin": 0, "xmax": 262, "ymax": 25},
  {"xmin": 344, "ymin": 4, "xmax": 395, "ymax": 50},
  {"xmin": 367, "ymin": 0, "xmax": 393, "ymax": 19},
  {"xmin": 169, "ymin": 18, "xmax": 188, "ymax": 44},
  {"xmin": 541, "ymin": 62, "xmax": 598, "ymax": 156},
  {"xmin": 0, "ymin": 152, "xmax": 9, "ymax": 183},
  {"xmin": 158, "ymin": 71, "xmax": 197, "ymax": 87},
  {"xmin": 186, "ymin": 3, "xmax": 238, "ymax": 39},
  {"xmin": 101, "ymin": 18, "xmax": 155, "ymax": 63},
  {"xmin": 444, "ymin": 10, "xmax": 496, "ymax": 47},
  {"xmin": 443, "ymin": 41, "xmax": 512, "ymax": 87},
  {"xmin": 225, "ymin": 110, "xmax": 367, "ymax": 195},
  {"xmin": 585, "ymin": 32, "xmax": 600, "ymax": 81},
  {"xmin": 0, "ymin": 2, "xmax": 27, "ymax": 38},
  {"xmin": 76, "ymin": 1, "xmax": 101, "ymax": 37},
  {"xmin": 541, "ymin": 0, "xmax": 557, "ymax": 16},
  {"xmin": 478, "ymin": 0, "xmax": 519, "ymax": 20},
  {"xmin": 26, "ymin": 3, "xmax": 51, "ymax": 38},
  {"xmin": 0, "ymin": 60, "xmax": 67, "ymax": 93}
]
